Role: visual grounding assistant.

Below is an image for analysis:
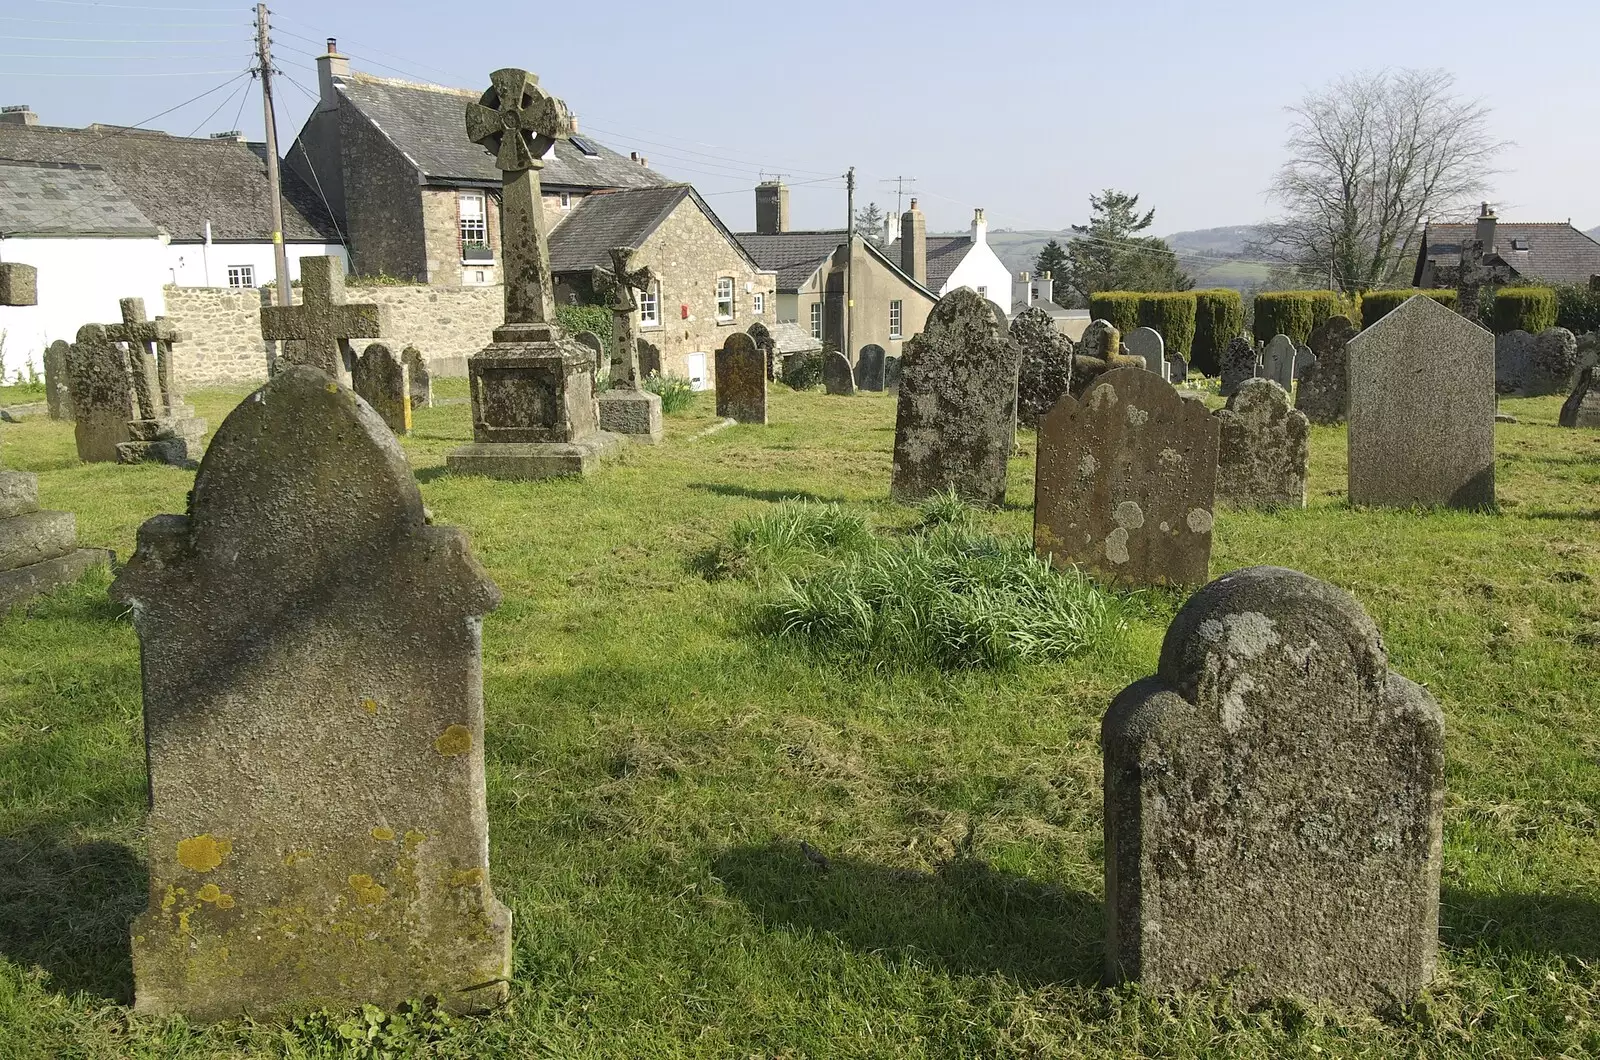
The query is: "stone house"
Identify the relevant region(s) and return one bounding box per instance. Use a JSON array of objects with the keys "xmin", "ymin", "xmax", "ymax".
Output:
[{"xmin": 1414, "ymin": 203, "xmax": 1600, "ymax": 289}]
